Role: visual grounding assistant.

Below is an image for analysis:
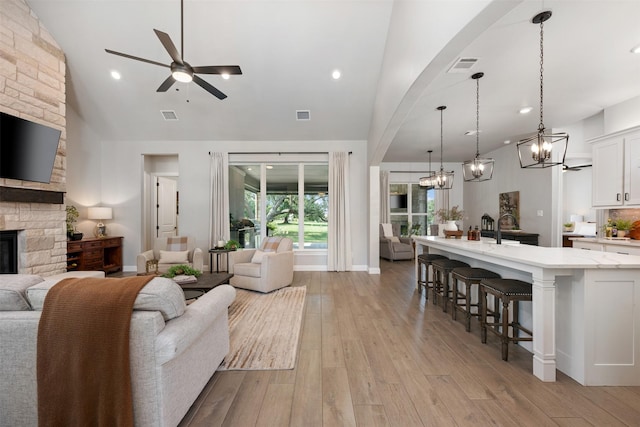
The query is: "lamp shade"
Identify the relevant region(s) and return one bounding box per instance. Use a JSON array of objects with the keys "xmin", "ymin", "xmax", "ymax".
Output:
[{"xmin": 88, "ymin": 207, "xmax": 113, "ymax": 220}]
